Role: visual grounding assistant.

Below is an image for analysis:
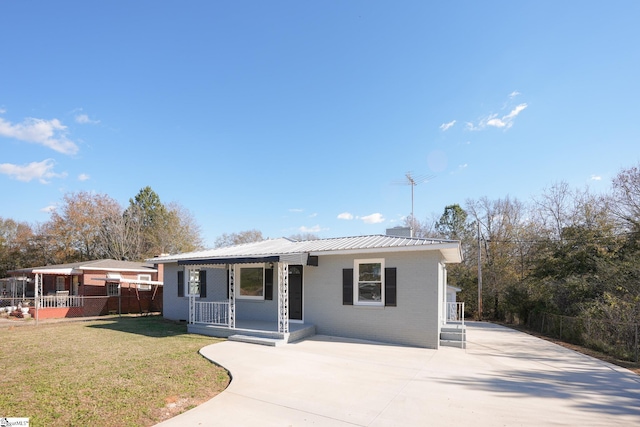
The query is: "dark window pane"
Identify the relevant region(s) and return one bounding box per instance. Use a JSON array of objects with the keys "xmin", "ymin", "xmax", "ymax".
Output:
[{"xmin": 240, "ymin": 267, "xmax": 264, "ymax": 297}]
